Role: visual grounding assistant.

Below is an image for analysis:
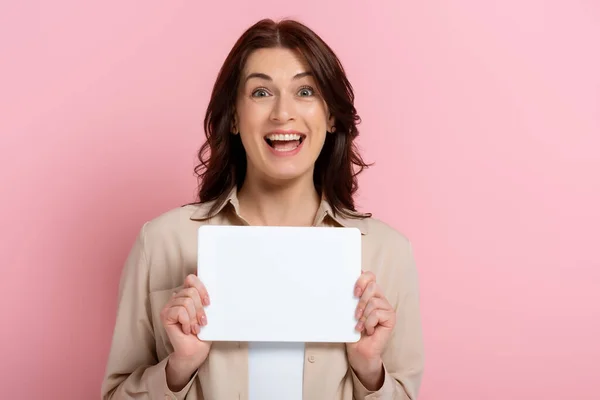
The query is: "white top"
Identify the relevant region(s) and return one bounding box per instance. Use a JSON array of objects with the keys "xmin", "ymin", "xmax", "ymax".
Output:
[{"xmin": 248, "ymin": 342, "xmax": 305, "ymax": 400}]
